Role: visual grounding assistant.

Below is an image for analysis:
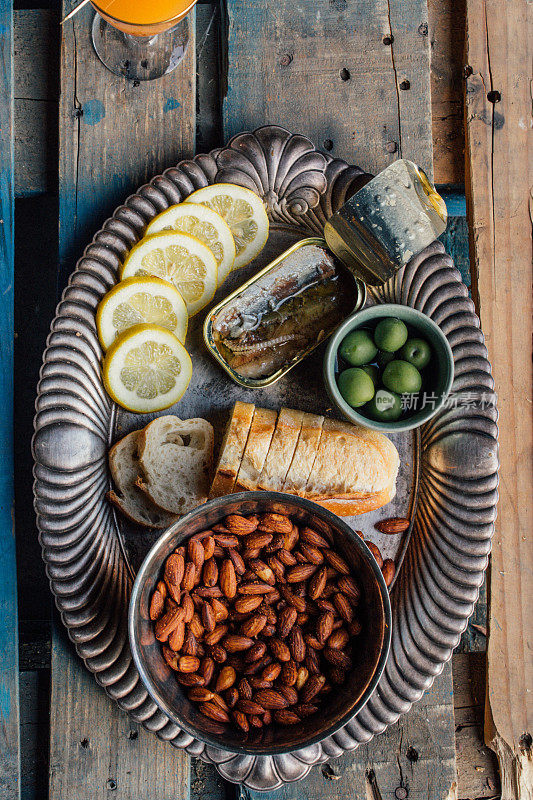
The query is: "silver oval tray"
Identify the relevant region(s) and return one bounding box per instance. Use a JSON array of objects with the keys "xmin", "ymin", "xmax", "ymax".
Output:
[{"xmin": 33, "ymin": 126, "xmax": 499, "ymax": 790}]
